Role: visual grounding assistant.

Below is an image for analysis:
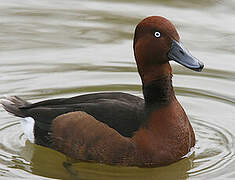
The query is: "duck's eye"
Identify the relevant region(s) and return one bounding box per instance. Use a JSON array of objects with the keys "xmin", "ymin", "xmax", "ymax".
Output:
[{"xmin": 154, "ymin": 31, "xmax": 161, "ymax": 38}]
